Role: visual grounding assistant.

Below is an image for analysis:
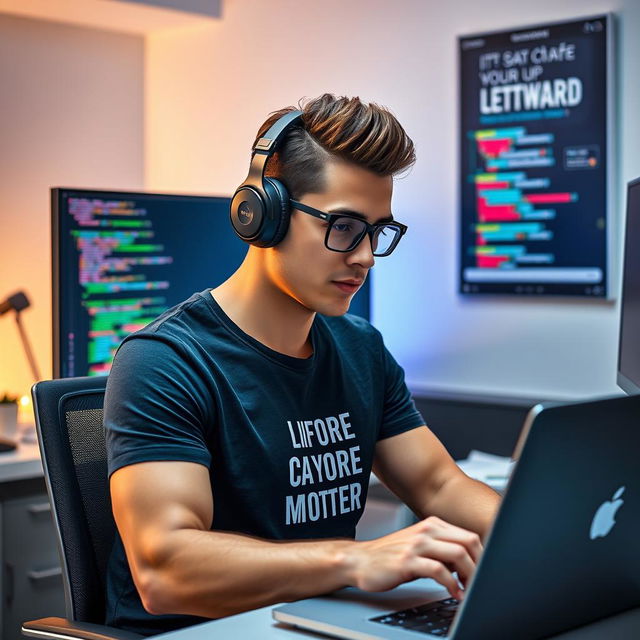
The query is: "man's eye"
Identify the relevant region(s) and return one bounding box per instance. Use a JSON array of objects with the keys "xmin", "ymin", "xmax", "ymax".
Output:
[{"xmin": 333, "ymin": 223, "xmax": 353, "ymax": 232}]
